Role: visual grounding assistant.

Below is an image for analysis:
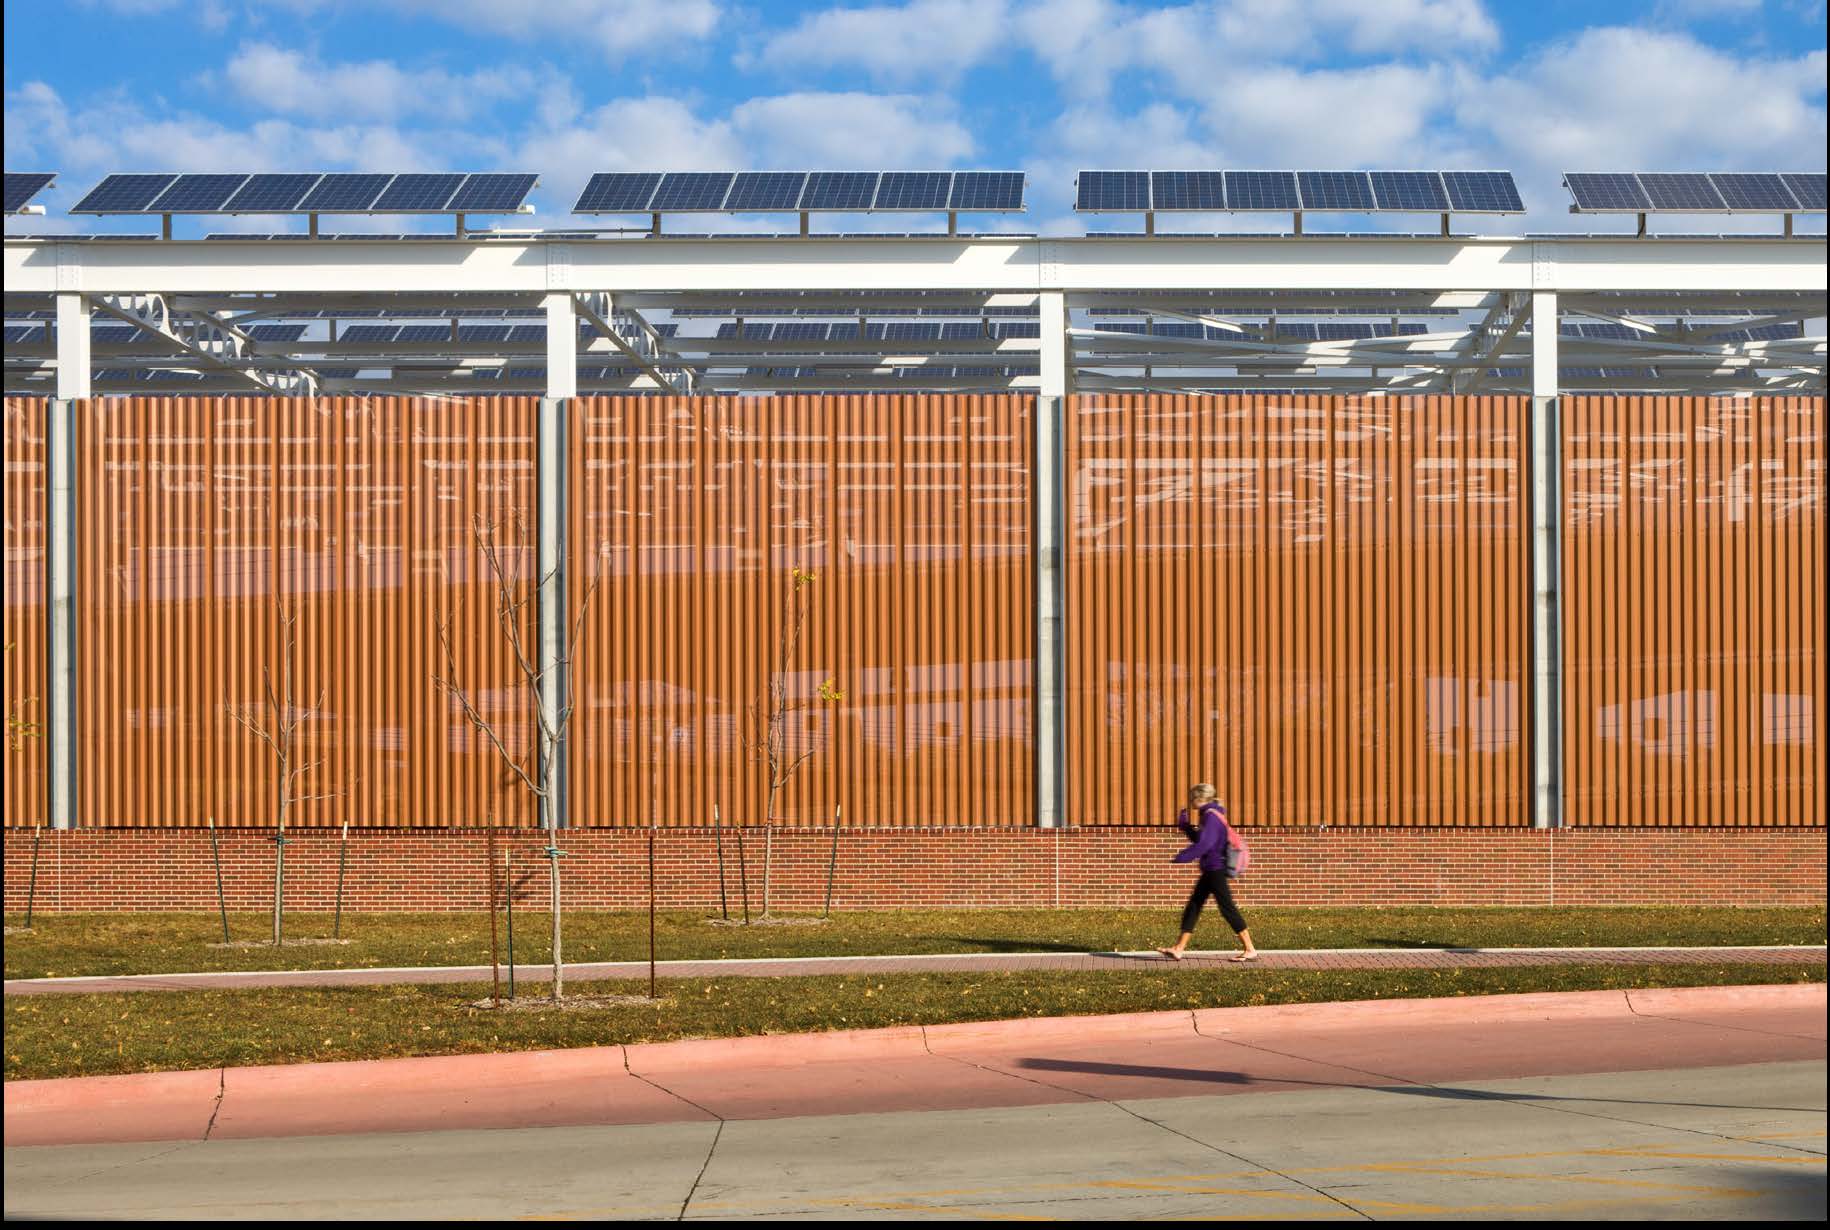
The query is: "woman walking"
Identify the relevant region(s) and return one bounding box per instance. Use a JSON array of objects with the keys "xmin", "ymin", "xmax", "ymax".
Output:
[{"xmin": 1158, "ymin": 783, "xmax": 1258, "ymax": 962}]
